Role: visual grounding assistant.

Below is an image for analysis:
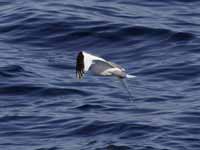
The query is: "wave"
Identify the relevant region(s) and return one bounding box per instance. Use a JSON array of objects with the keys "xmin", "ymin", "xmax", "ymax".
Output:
[
  {"xmin": 0, "ymin": 84, "xmax": 92, "ymax": 96},
  {"xmin": 1, "ymin": 4, "xmax": 196, "ymax": 47},
  {"xmin": 66, "ymin": 121, "xmax": 163, "ymax": 138},
  {"xmin": 1, "ymin": 1, "xmax": 200, "ymax": 150},
  {"xmin": 141, "ymin": 63, "xmax": 200, "ymax": 81},
  {"xmin": 74, "ymin": 104, "xmax": 107, "ymax": 111},
  {"xmin": 0, "ymin": 115, "xmax": 51, "ymax": 123},
  {"xmin": 96, "ymin": 144, "xmax": 131, "ymax": 150},
  {"xmin": 0, "ymin": 65, "xmax": 27, "ymax": 77}
]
